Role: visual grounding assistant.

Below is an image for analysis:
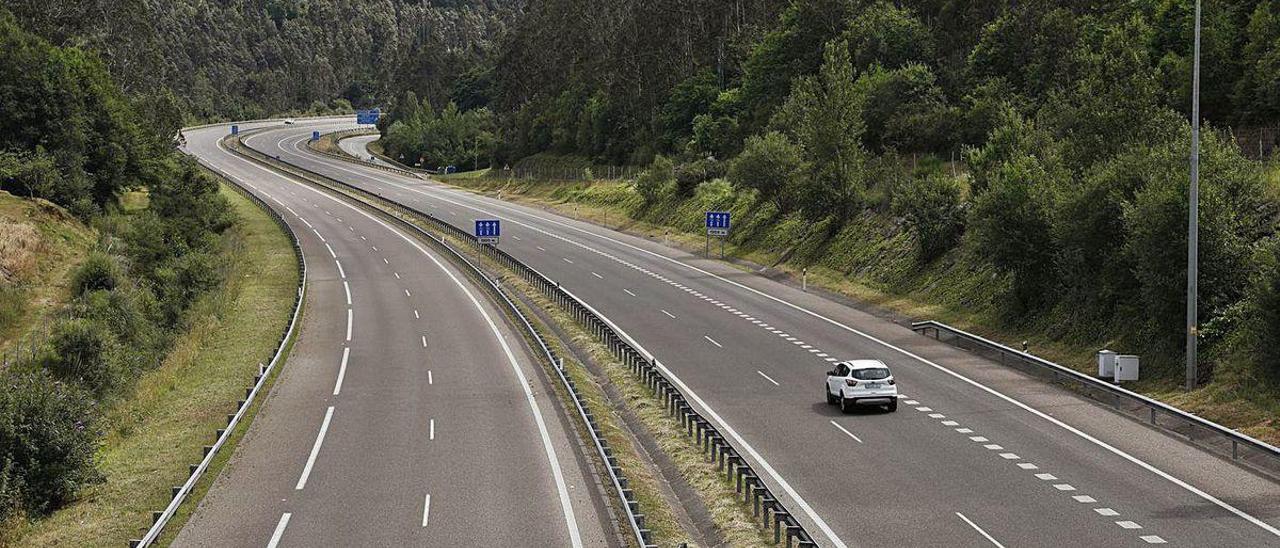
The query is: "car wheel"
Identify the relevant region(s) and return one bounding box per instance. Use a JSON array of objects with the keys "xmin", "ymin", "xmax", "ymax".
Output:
[
  {"xmin": 887, "ymin": 399, "xmax": 898, "ymax": 412},
  {"xmin": 826, "ymin": 385, "xmax": 838, "ymax": 405},
  {"xmin": 840, "ymin": 395, "xmax": 852, "ymax": 414}
]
